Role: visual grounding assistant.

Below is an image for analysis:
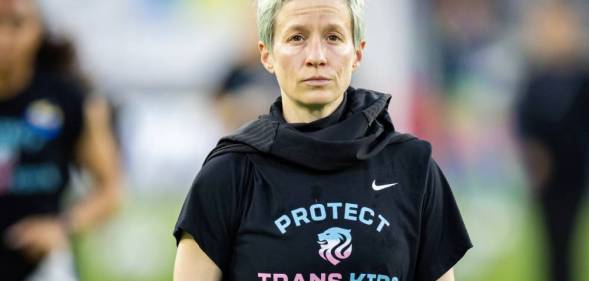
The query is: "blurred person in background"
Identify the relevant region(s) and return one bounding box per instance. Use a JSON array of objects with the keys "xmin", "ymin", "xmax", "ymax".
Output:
[
  {"xmin": 0, "ymin": 0, "xmax": 122, "ymax": 280},
  {"xmin": 430, "ymin": 0, "xmax": 503, "ymax": 92},
  {"xmin": 515, "ymin": 3, "xmax": 589, "ymax": 281},
  {"xmin": 213, "ymin": 53, "xmax": 279, "ymax": 131},
  {"xmin": 213, "ymin": 4, "xmax": 280, "ymax": 132},
  {"xmin": 174, "ymin": 0, "xmax": 472, "ymax": 280},
  {"xmin": 413, "ymin": 0, "xmax": 518, "ymax": 176}
]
